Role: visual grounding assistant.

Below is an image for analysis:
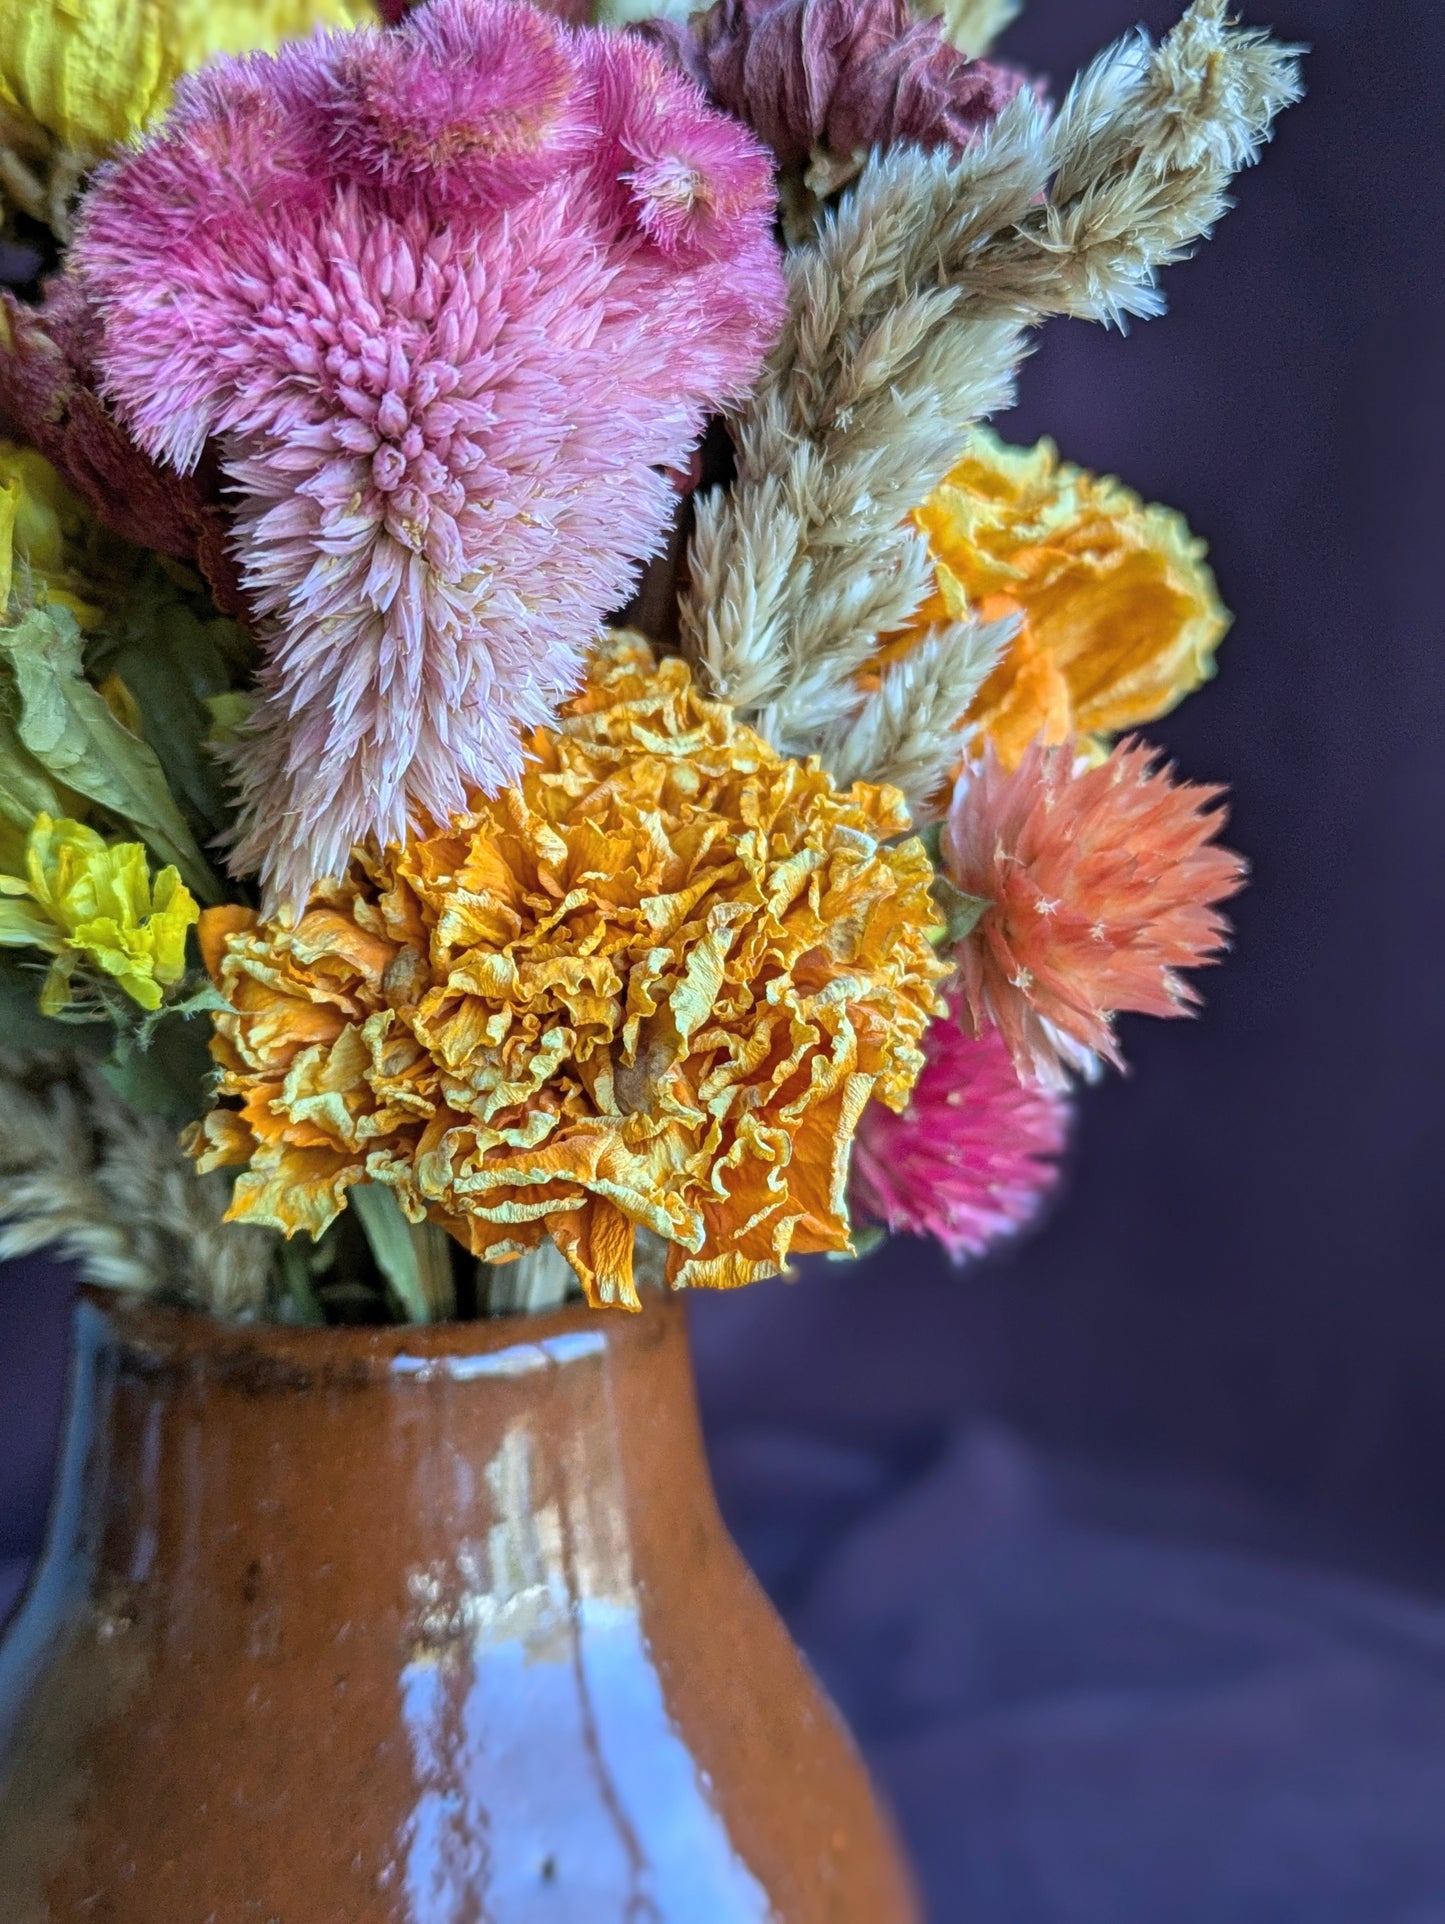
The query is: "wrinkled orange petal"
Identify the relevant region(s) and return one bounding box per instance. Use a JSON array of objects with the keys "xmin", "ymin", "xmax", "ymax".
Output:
[
  {"xmin": 197, "ymin": 903, "xmax": 256, "ymax": 977},
  {"xmin": 191, "ymin": 635, "xmax": 948, "ymax": 1303}
]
